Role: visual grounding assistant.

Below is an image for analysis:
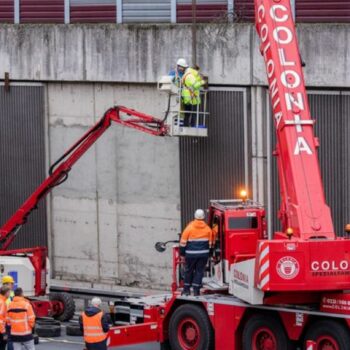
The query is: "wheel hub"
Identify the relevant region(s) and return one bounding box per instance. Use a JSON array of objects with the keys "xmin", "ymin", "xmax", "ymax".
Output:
[
  {"xmin": 177, "ymin": 317, "xmax": 200, "ymax": 349},
  {"xmin": 317, "ymin": 336, "xmax": 340, "ymax": 350},
  {"xmin": 253, "ymin": 327, "xmax": 277, "ymax": 350}
]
